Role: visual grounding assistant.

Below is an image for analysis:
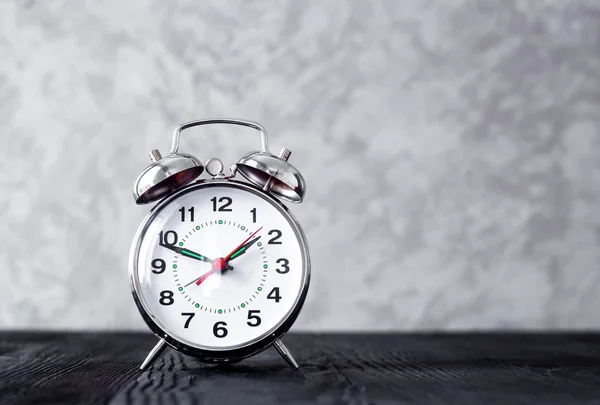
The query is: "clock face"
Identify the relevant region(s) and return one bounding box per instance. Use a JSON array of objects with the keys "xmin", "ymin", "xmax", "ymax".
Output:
[{"xmin": 131, "ymin": 181, "xmax": 308, "ymax": 351}]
